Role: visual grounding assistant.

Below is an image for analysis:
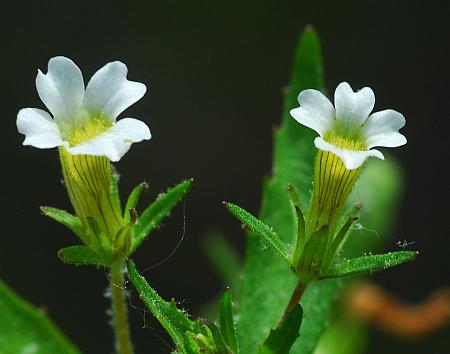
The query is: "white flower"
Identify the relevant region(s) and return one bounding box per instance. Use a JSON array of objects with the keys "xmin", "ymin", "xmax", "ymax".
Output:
[
  {"xmin": 290, "ymin": 82, "xmax": 406, "ymax": 169},
  {"xmin": 17, "ymin": 56, "xmax": 151, "ymax": 162}
]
